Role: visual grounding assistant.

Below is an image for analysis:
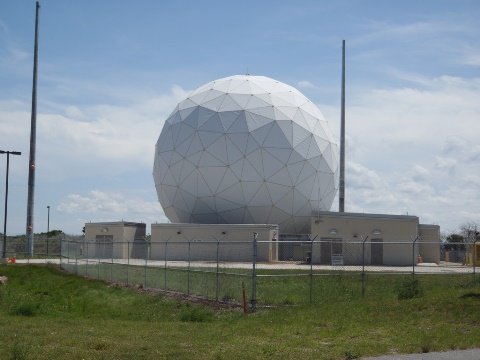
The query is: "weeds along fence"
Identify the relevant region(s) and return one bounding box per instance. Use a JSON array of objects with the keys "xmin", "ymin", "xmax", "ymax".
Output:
[{"xmin": 58, "ymin": 236, "xmax": 479, "ymax": 310}]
